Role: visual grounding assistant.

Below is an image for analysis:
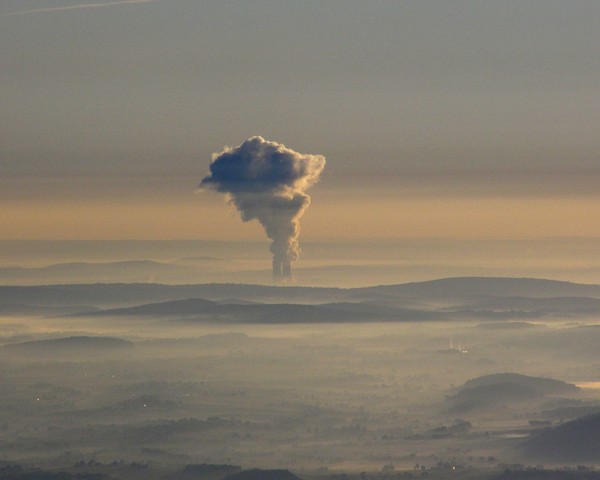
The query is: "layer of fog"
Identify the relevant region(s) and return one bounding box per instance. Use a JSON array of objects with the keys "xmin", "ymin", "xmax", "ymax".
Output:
[
  {"xmin": 4, "ymin": 238, "xmax": 600, "ymax": 287},
  {"xmin": 3, "ymin": 308, "xmax": 600, "ymax": 473}
]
